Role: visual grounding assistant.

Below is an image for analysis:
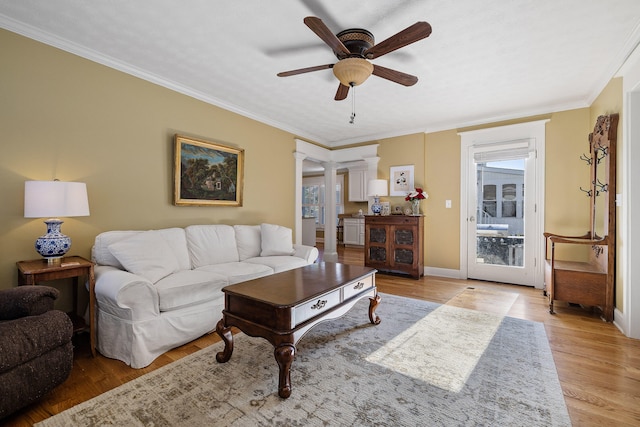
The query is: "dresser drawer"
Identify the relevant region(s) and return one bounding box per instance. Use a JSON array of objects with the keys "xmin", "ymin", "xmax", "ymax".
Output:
[
  {"xmin": 293, "ymin": 289, "xmax": 341, "ymax": 326},
  {"xmin": 343, "ymin": 275, "xmax": 374, "ymax": 300}
]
